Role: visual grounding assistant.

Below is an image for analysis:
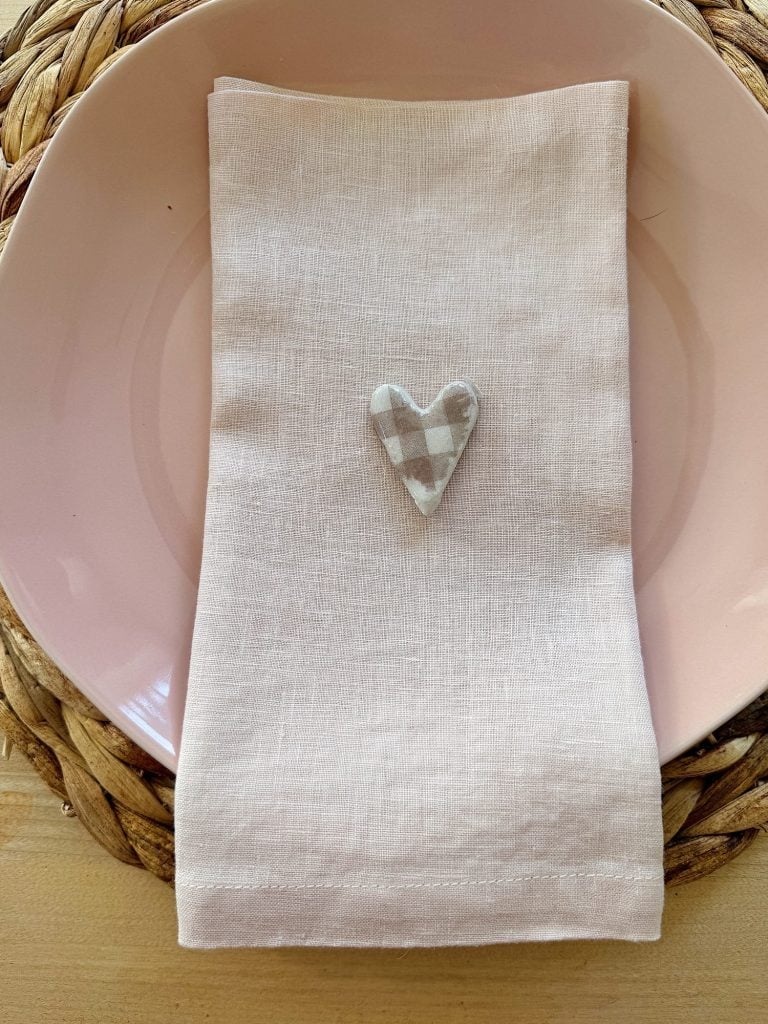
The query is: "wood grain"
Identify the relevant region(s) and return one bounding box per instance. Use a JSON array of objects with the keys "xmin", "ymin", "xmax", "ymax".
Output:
[
  {"xmin": 0, "ymin": 0, "xmax": 767, "ymax": 1019},
  {"xmin": 3, "ymin": 748, "xmax": 768, "ymax": 1024}
]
